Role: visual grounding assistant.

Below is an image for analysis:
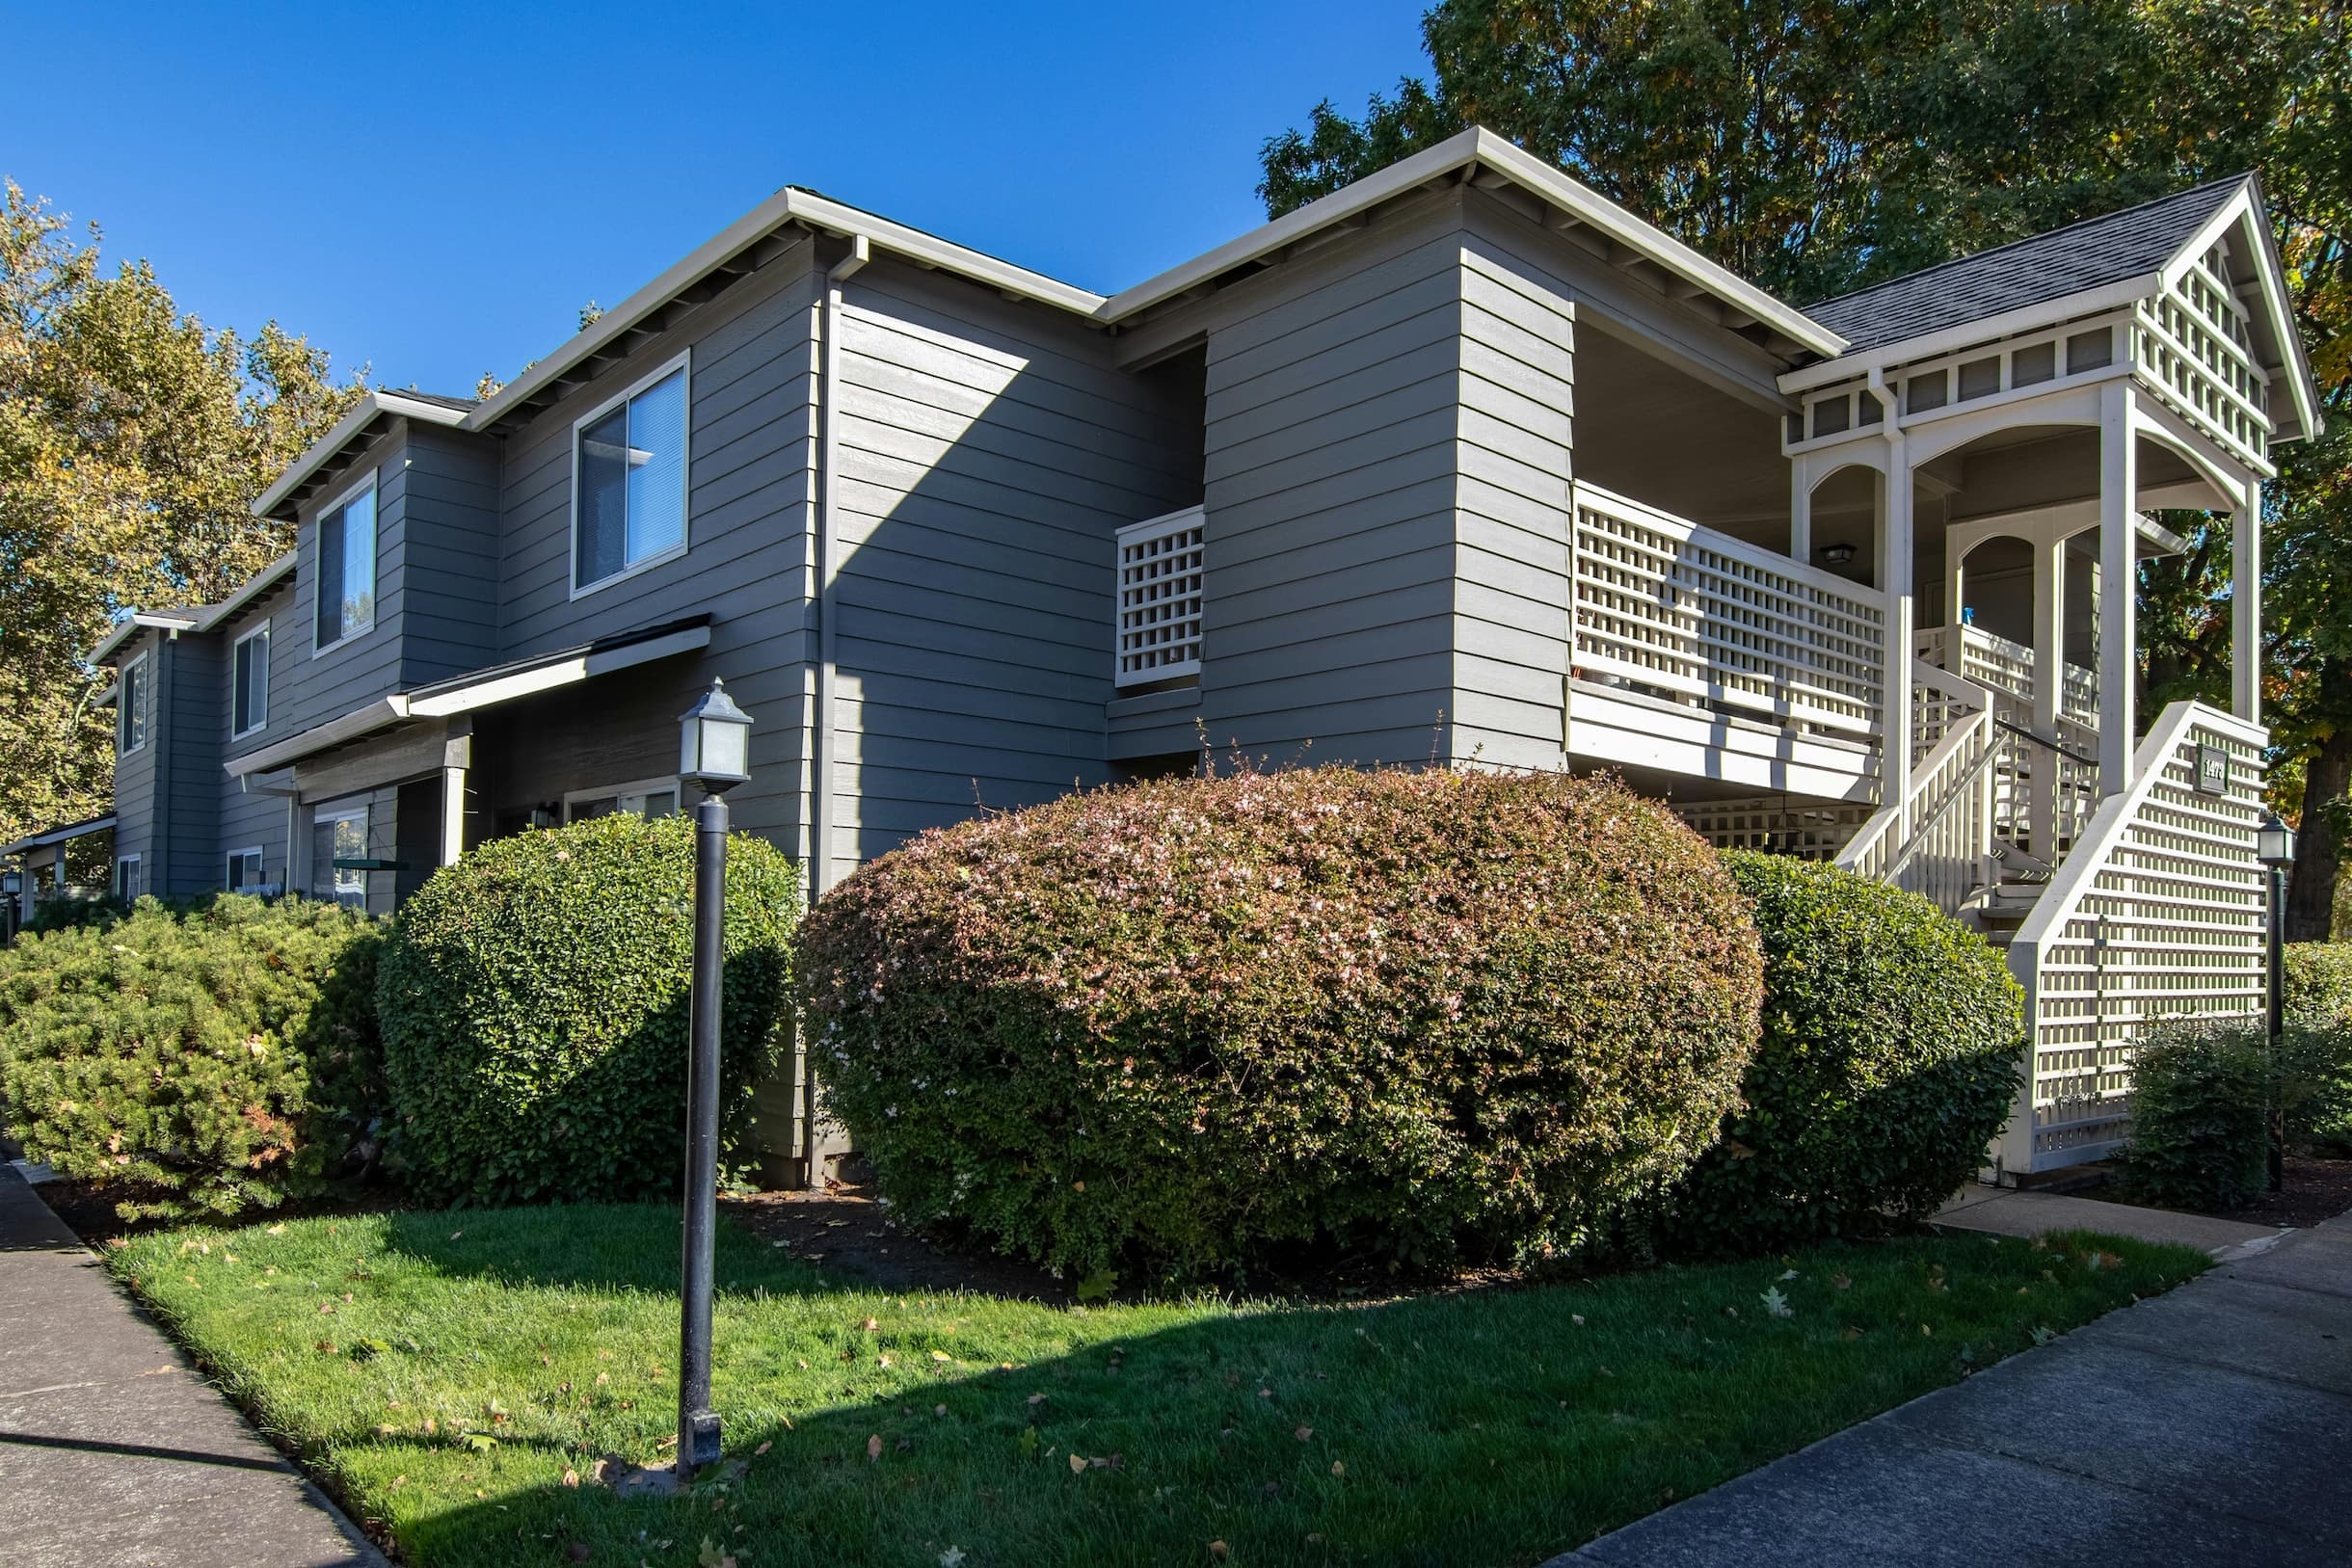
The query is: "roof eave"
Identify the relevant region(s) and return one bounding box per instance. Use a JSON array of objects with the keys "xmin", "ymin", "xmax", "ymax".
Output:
[
  {"xmin": 1098, "ymin": 128, "xmax": 1845, "ymax": 357},
  {"xmin": 1777, "ymin": 275, "xmax": 2162, "ymax": 394},
  {"xmin": 462, "ymin": 190, "xmax": 1105, "ymax": 438},
  {"xmin": 88, "ymin": 609, "xmax": 202, "ymax": 665},
  {"xmin": 250, "ymin": 392, "xmax": 470, "ymax": 522}
]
